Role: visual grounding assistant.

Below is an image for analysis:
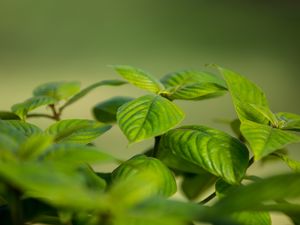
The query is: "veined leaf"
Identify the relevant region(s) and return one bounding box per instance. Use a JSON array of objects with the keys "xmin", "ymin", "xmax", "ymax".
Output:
[
  {"xmin": 11, "ymin": 96, "xmax": 57, "ymax": 120},
  {"xmin": 0, "ymin": 120, "xmax": 42, "ymax": 137},
  {"xmin": 273, "ymin": 153, "xmax": 300, "ymax": 172},
  {"xmin": 112, "ymin": 155, "xmax": 177, "ymax": 198},
  {"xmin": 0, "ymin": 111, "xmax": 20, "ymax": 120},
  {"xmin": 217, "ymin": 66, "xmax": 269, "ymax": 124},
  {"xmin": 247, "ymin": 104, "xmax": 278, "ymax": 126},
  {"xmin": 213, "ymin": 173, "xmax": 300, "ymax": 214},
  {"xmin": 41, "ymin": 143, "xmax": 115, "ymax": 165},
  {"xmin": 161, "ymin": 70, "xmax": 227, "ymax": 100},
  {"xmin": 159, "ymin": 125, "xmax": 249, "ymax": 184},
  {"xmin": 117, "ymin": 95, "xmax": 184, "ymax": 143},
  {"xmin": 113, "ymin": 65, "xmax": 164, "ymax": 93},
  {"xmin": 0, "ymin": 162, "xmax": 106, "ymax": 210},
  {"xmin": 240, "ymin": 120, "xmax": 300, "ymax": 160},
  {"xmin": 93, "ymin": 96, "xmax": 134, "ymax": 123},
  {"xmin": 60, "ymin": 80, "xmax": 127, "ymax": 111},
  {"xmin": 45, "ymin": 119, "xmax": 112, "ymax": 144},
  {"xmin": 33, "ymin": 81, "xmax": 81, "ymax": 101},
  {"xmin": 276, "ymin": 112, "xmax": 300, "ymax": 131}
]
